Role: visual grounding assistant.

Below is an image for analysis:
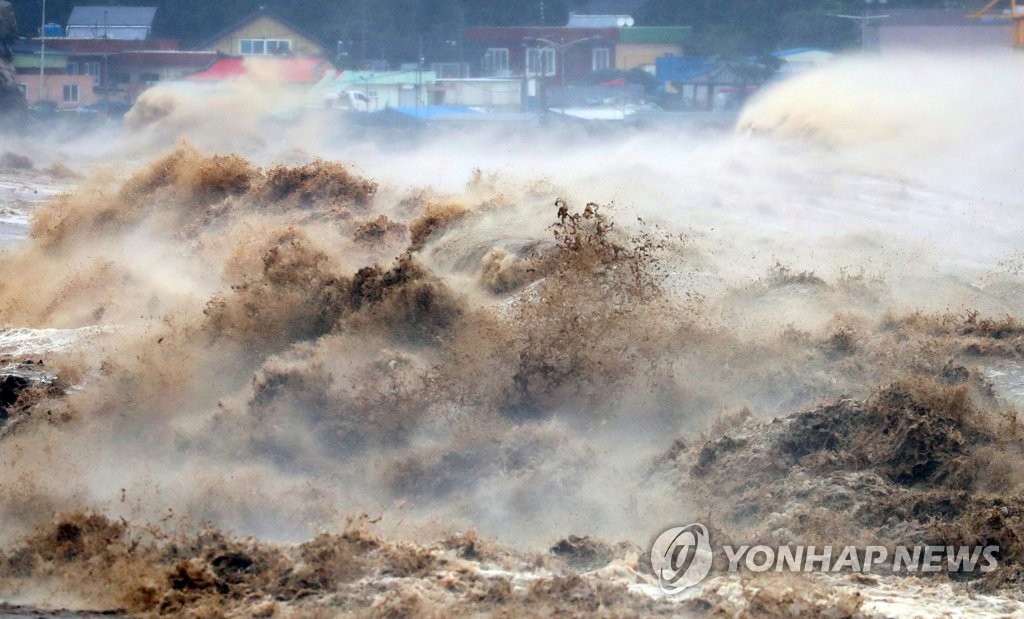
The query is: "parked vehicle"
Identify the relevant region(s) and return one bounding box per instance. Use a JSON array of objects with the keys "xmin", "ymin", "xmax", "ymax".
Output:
[
  {"xmin": 323, "ymin": 90, "xmax": 371, "ymax": 112},
  {"xmin": 73, "ymin": 101, "xmax": 133, "ymax": 119},
  {"xmin": 29, "ymin": 101, "xmax": 58, "ymax": 120}
]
